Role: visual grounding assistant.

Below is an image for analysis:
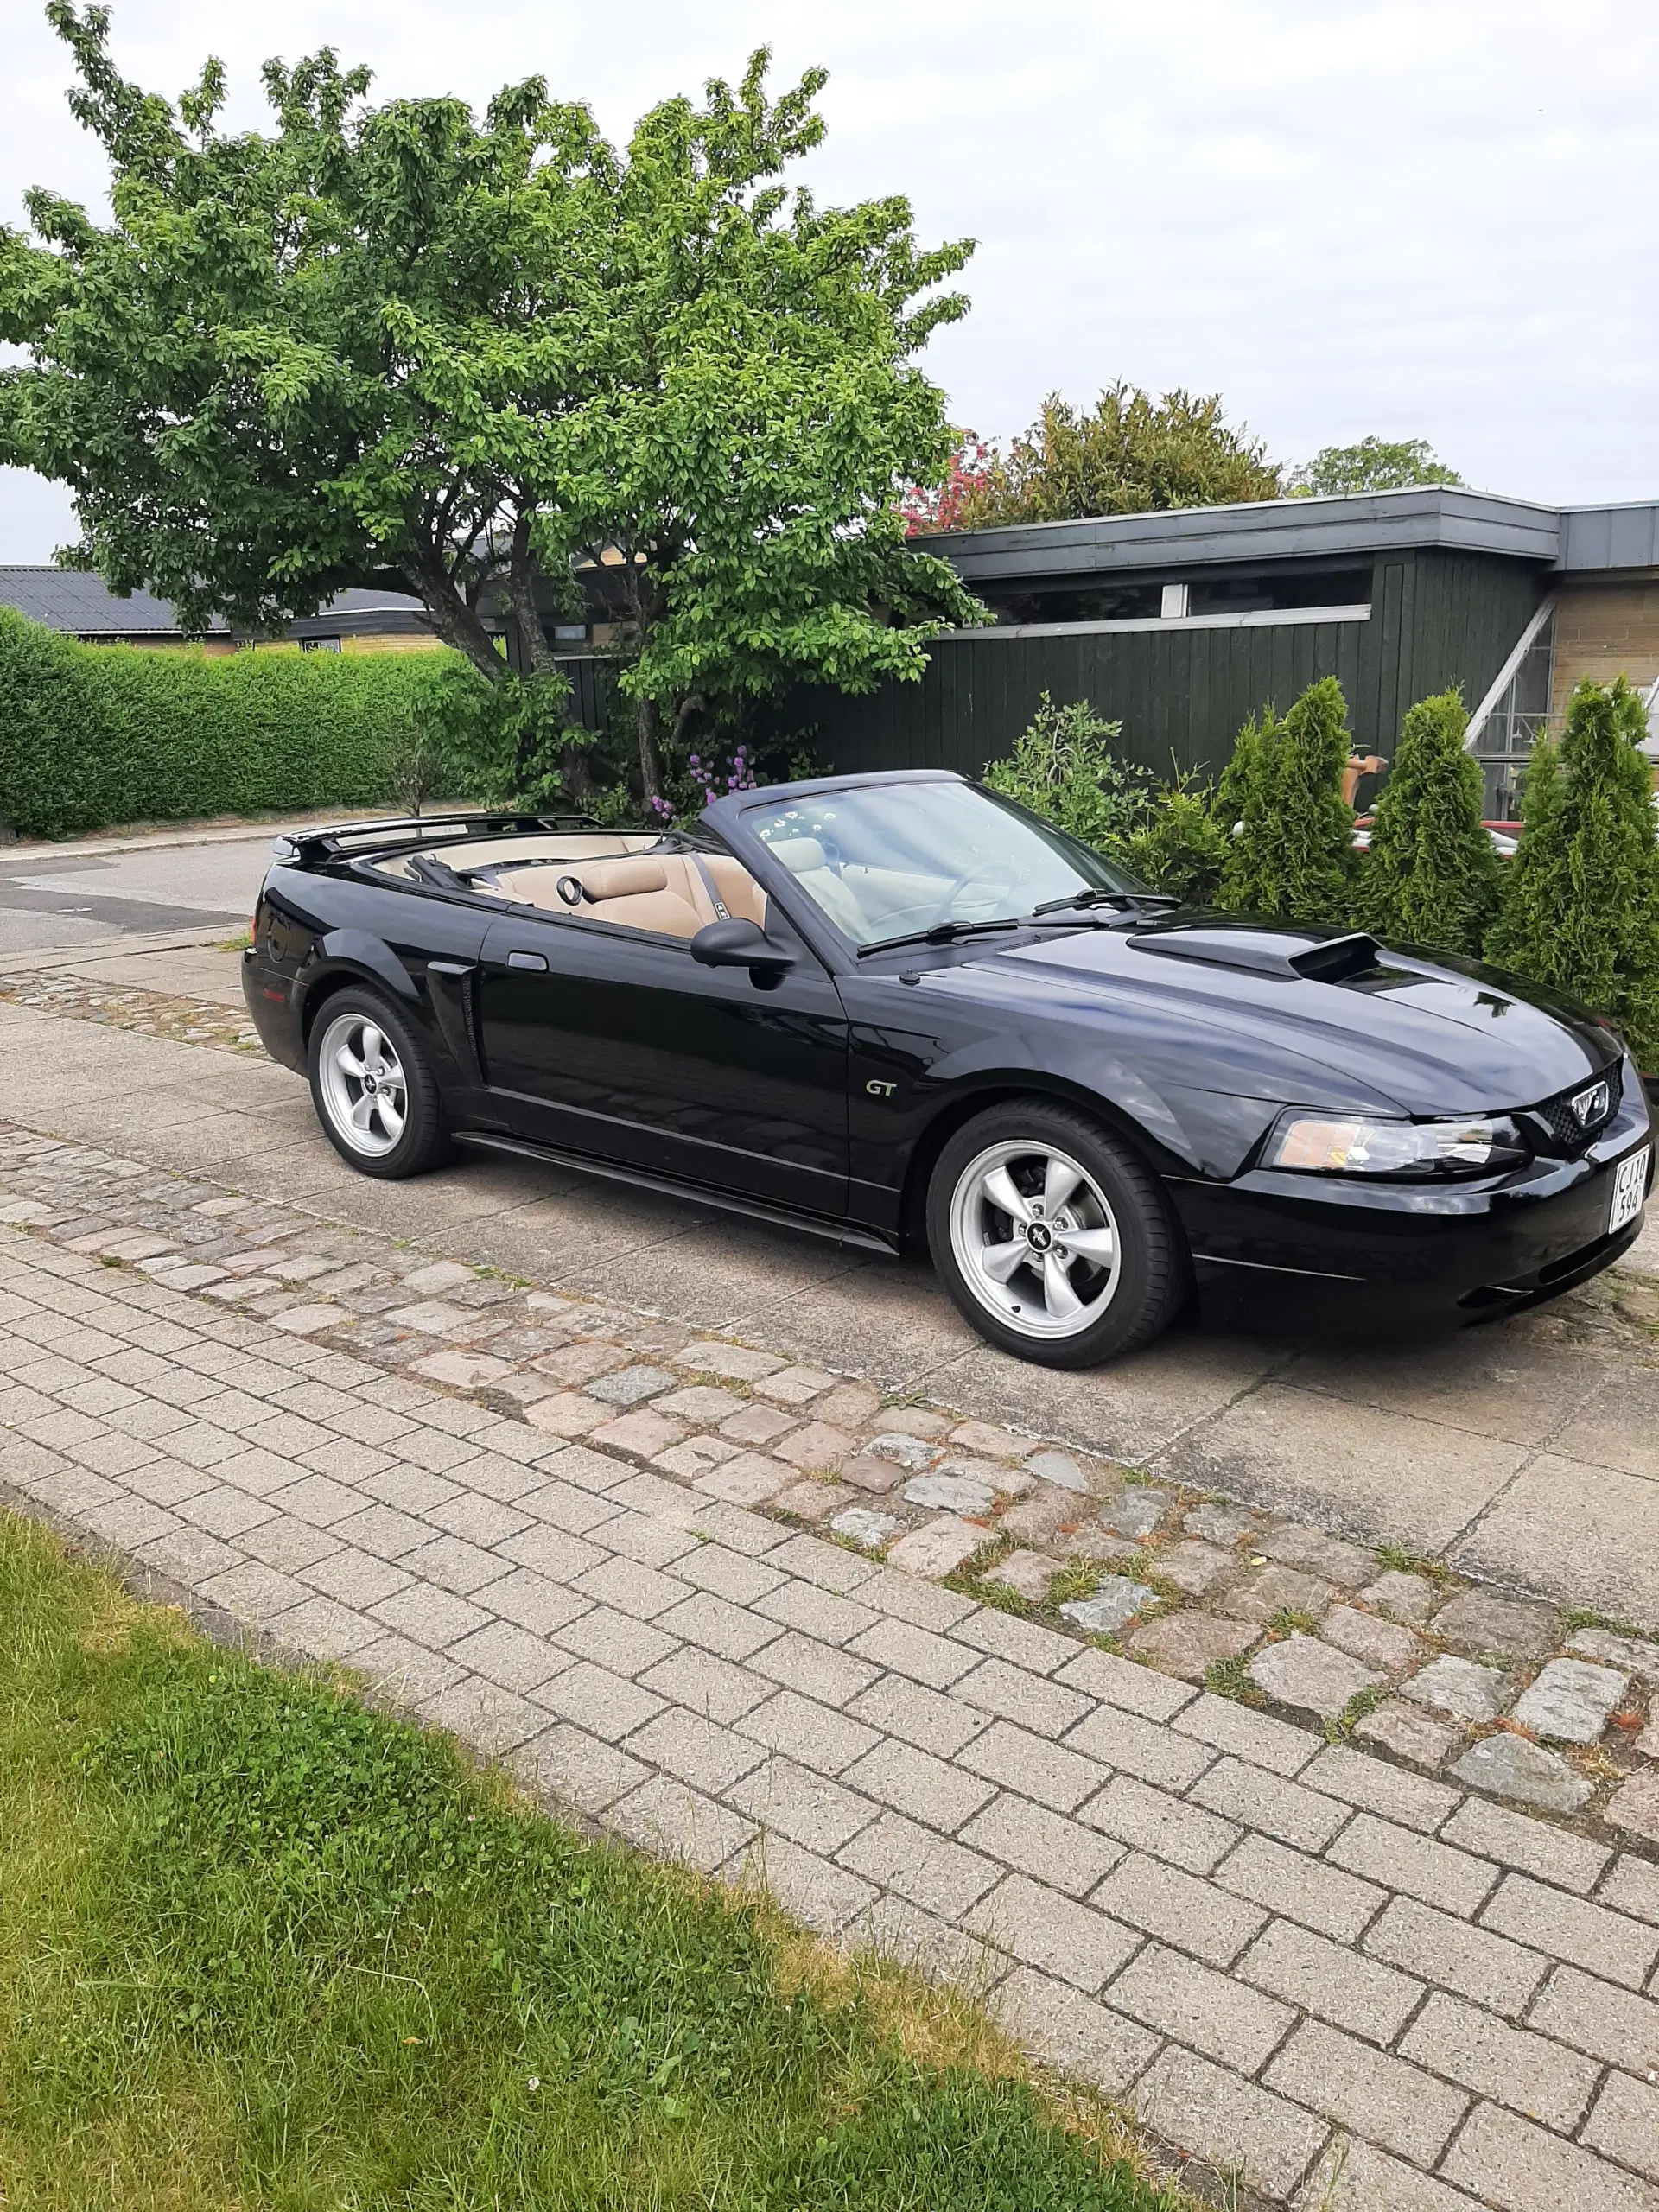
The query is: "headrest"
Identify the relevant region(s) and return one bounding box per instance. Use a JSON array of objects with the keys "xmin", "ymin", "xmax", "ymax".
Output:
[
  {"xmin": 582, "ymin": 858, "xmax": 670, "ymax": 900},
  {"xmin": 766, "ymin": 836, "xmax": 828, "ymax": 874}
]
